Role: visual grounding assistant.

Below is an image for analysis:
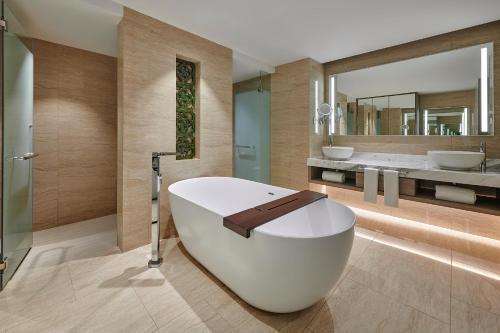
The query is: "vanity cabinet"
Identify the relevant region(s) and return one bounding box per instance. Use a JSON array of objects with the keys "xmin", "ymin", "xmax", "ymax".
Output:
[{"xmin": 308, "ymin": 165, "xmax": 500, "ymax": 216}]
